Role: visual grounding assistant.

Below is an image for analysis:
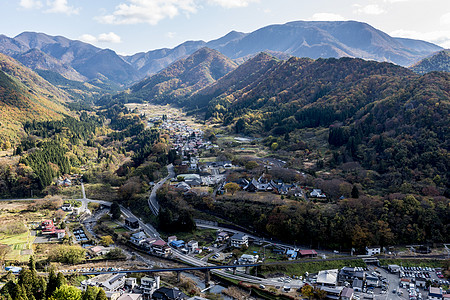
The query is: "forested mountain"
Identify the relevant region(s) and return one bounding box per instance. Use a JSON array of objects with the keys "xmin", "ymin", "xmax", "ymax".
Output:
[
  {"xmin": 0, "ymin": 53, "xmax": 68, "ymax": 145},
  {"xmin": 126, "ymin": 48, "xmax": 238, "ymax": 104},
  {"xmin": 410, "ymin": 49, "xmax": 450, "ymax": 74}
]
